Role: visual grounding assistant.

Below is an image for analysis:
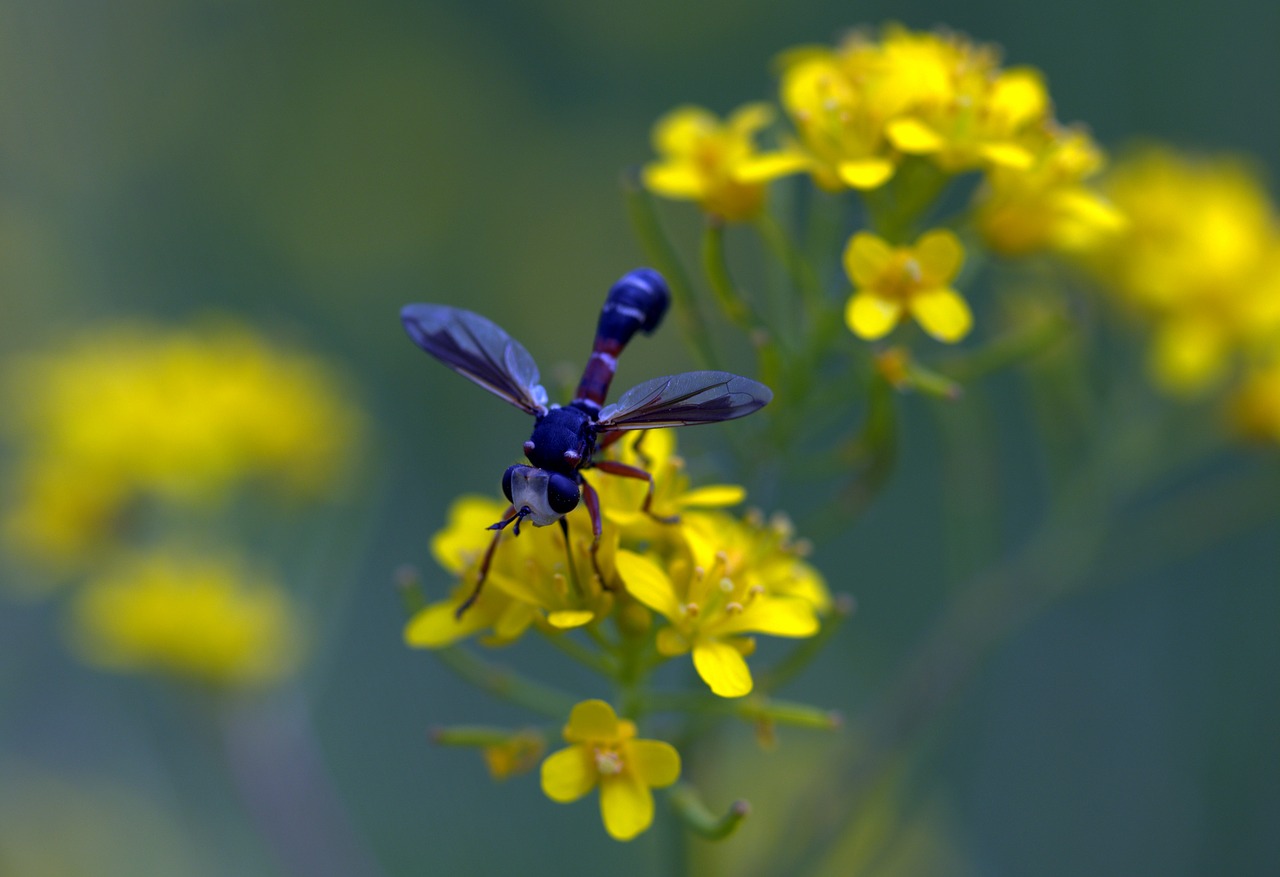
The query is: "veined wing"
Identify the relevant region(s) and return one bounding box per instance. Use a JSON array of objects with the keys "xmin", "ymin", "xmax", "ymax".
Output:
[
  {"xmin": 595, "ymin": 371, "xmax": 772, "ymax": 430},
  {"xmin": 401, "ymin": 304, "xmax": 548, "ymax": 415}
]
